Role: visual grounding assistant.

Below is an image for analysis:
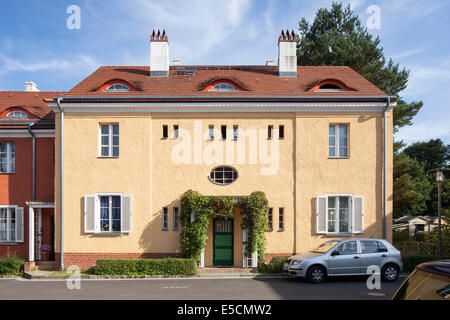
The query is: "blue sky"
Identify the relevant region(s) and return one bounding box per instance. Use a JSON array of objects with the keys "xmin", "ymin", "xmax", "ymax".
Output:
[{"xmin": 0, "ymin": 0, "xmax": 449, "ymax": 145}]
